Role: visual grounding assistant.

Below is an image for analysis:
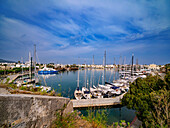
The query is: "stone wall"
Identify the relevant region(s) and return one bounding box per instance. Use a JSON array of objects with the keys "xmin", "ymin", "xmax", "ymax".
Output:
[{"xmin": 0, "ymin": 94, "xmax": 73, "ymax": 128}]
